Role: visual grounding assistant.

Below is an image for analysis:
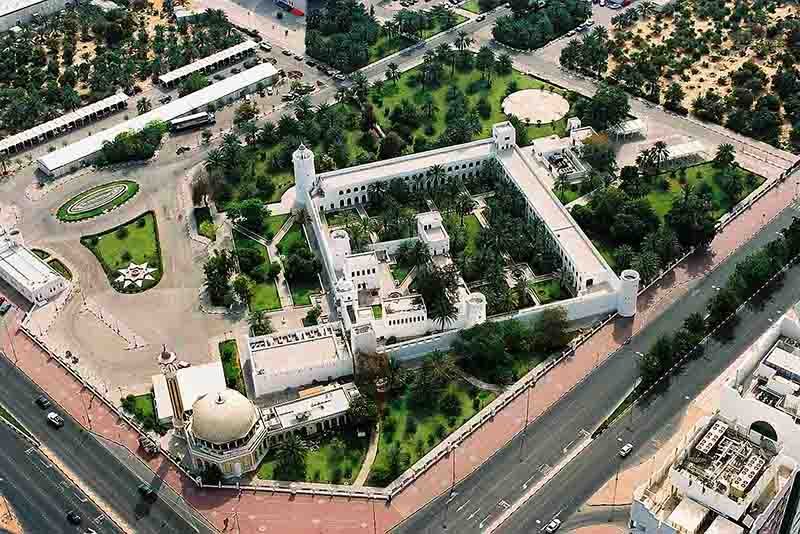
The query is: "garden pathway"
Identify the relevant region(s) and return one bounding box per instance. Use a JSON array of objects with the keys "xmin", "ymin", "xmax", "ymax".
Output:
[
  {"xmin": 459, "ymin": 372, "xmax": 505, "ymax": 394},
  {"xmin": 265, "ymin": 215, "xmax": 296, "ymax": 309},
  {"xmin": 353, "ymin": 421, "xmax": 381, "ymax": 487}
]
